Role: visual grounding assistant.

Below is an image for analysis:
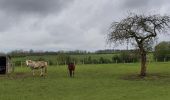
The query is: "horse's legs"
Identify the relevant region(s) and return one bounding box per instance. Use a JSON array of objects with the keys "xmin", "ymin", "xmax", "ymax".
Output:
[
  {"xmin": 40, "ymin": 68, "xmax": 43, "ymax": 76},
  {"xmin": 32, "ymin": 69, "xmax": 35, "ymax": 76},
  {"xmin": 71, "ymin": 70, "xmax": 73, "ymax": 77},
  {"xmin": 69, "ymin": 70, "xmax": 72, "ymax": 77},
  {"xmin": 73, "ymin": 71, "xmax": 74, "ymax": 77}
]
